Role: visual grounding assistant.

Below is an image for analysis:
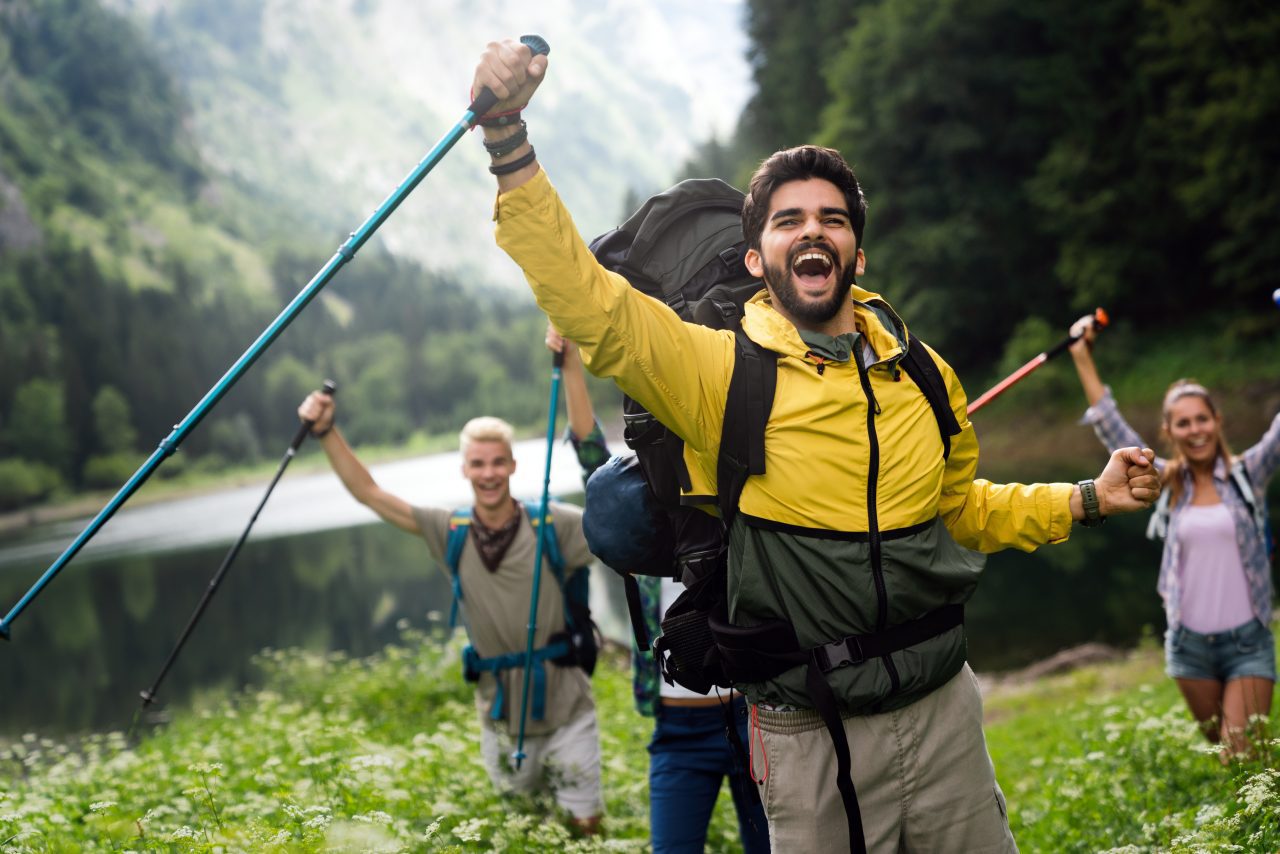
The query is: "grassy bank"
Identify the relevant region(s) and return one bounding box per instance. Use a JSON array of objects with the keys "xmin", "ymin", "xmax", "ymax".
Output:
[{"xmin": 1, "ymin": 626, "xmax": 1276, "ymax": 853}]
